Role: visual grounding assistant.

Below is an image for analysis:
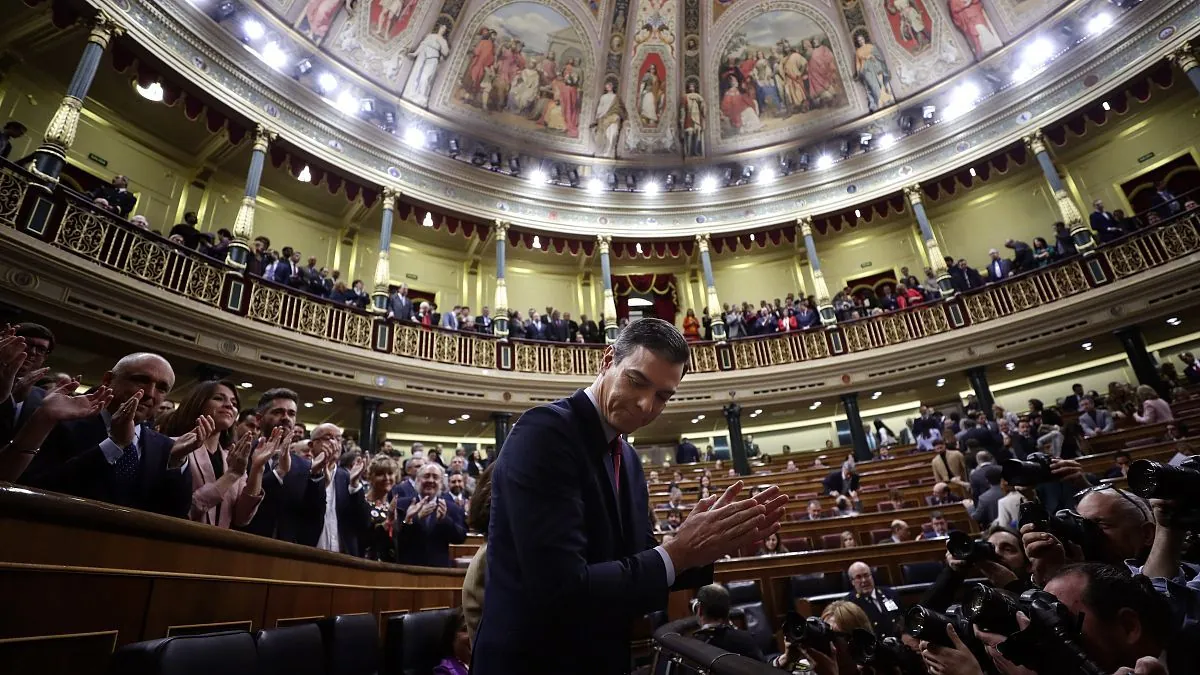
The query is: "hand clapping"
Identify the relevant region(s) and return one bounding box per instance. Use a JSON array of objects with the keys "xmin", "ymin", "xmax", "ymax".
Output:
[
  {"xmin": 662, "ymin": 480, "xmax": 788, "ymax": 571},
  {"xmin": 170, "ymin": 414, "xmax": 216, "ymax": 460},
  {"xmin": 37, "ymin": 378, "xmax": 112, "ymax": 423},
  {"xmin": 108, "ymin": 390, "xmax": 143, "ymax": 448}
]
